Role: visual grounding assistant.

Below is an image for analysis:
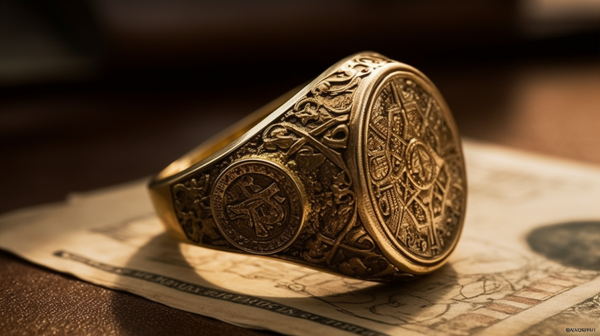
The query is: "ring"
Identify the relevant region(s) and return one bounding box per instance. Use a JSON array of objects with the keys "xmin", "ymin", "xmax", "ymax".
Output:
[{"xmin": 148, "ymin": 52, "xmax": 467, "ymax": 282}]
